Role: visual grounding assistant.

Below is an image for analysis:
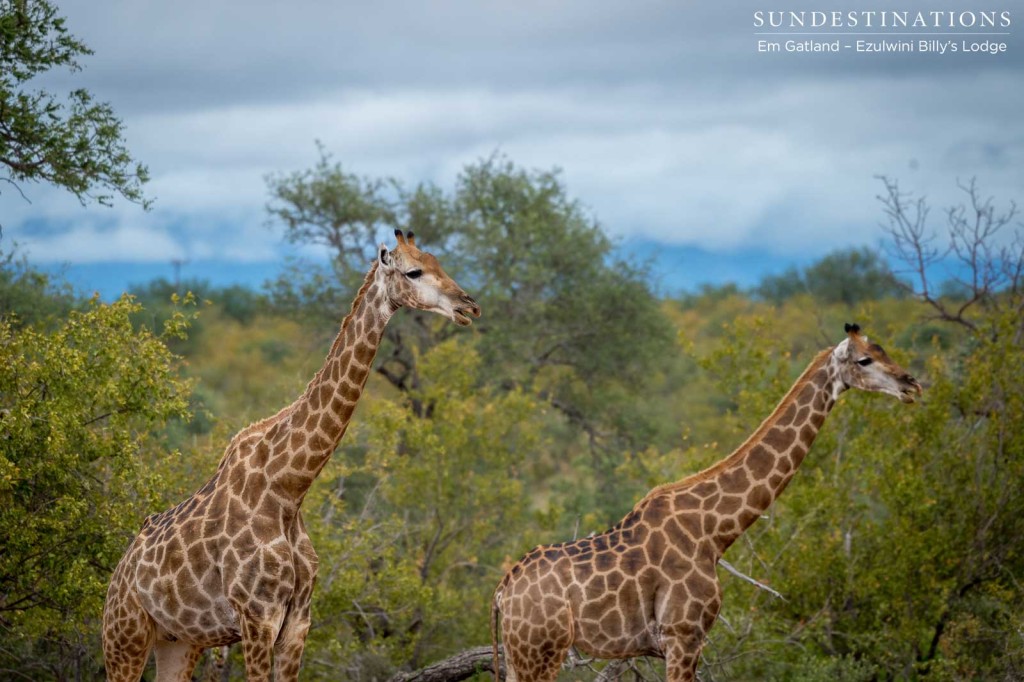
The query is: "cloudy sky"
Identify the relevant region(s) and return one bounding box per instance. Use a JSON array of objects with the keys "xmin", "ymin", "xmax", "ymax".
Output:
[{"xmin": 2, "ymin": 0, "xmax": 1021, "ymax": 295}]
